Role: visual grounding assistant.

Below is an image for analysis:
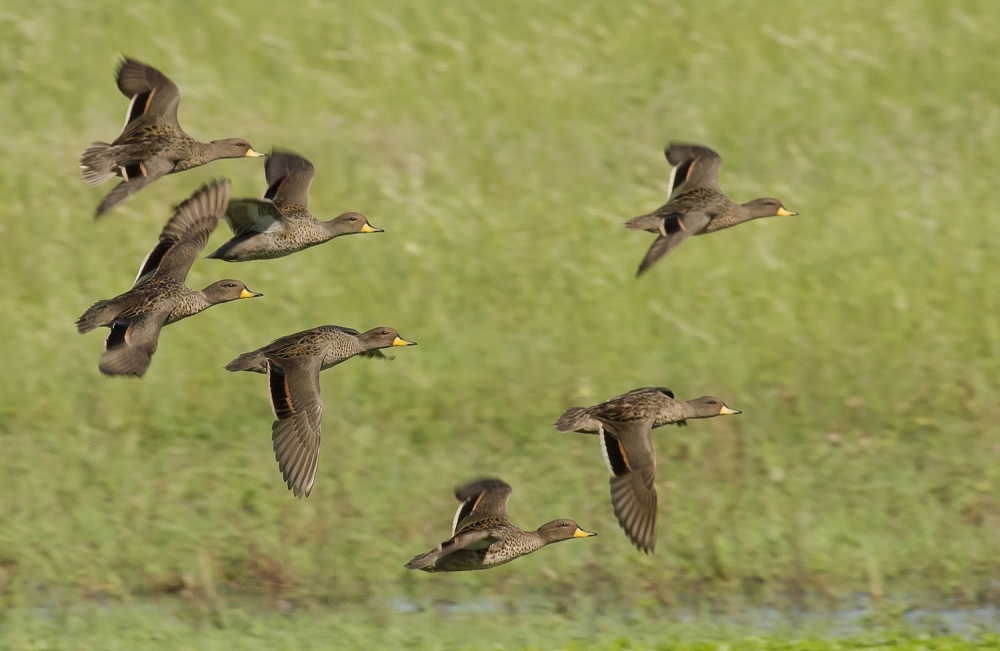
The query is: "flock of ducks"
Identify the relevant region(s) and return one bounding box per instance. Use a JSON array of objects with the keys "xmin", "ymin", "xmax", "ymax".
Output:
[{"xmin": 76, "ymin": 56, "xmax": 796, "ymax": 572}]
